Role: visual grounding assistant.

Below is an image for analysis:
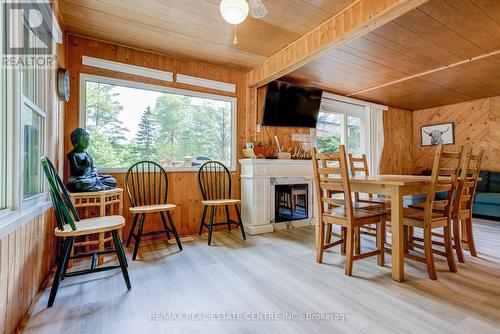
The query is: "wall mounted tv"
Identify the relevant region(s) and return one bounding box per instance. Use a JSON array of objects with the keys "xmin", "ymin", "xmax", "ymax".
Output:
[{"xmin": 262, "ymin": 80, "xmax": 323, "ymax": 128}]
